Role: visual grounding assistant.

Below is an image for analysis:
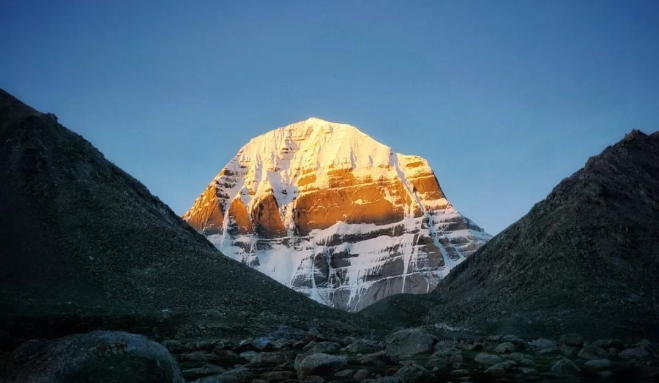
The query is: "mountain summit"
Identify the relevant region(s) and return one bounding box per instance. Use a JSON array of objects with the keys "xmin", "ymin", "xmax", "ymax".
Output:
[{"xmin": 184, "ymin": 118, "xmax": 490, "ymax": 311}]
